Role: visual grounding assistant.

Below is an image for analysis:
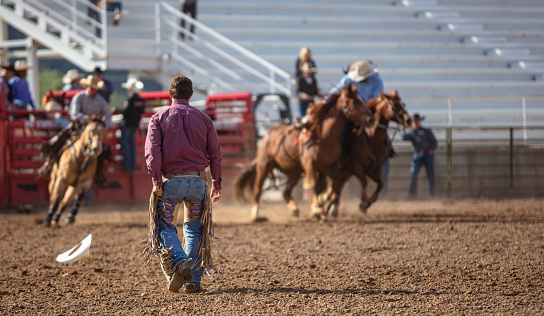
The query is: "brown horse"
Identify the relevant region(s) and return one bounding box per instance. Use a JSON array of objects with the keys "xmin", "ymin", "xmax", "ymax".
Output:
[
  {"xmin": 323, "ymin": 90, "xmax": 412, "ymax": 217},
  {"xmin": 42, "ymin": 118, "xmax": 107, "ymax": 227},
  {"xmin": 234, "ymin": 84, "xmax": 374, "ymax": 221}
]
